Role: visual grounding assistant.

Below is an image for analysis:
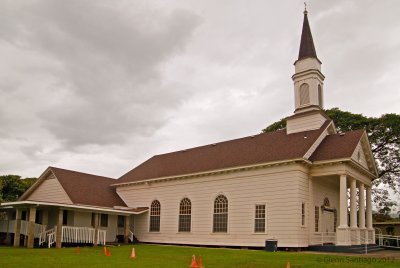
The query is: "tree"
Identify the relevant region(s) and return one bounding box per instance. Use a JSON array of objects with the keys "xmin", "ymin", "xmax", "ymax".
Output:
[
  {"xmin": 262, "ymin": 108, "xmax": 400, "ymax": 211},
  {"xmin": 0, "ymin": 175, "xmax": 37, "ymax": 202}
]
